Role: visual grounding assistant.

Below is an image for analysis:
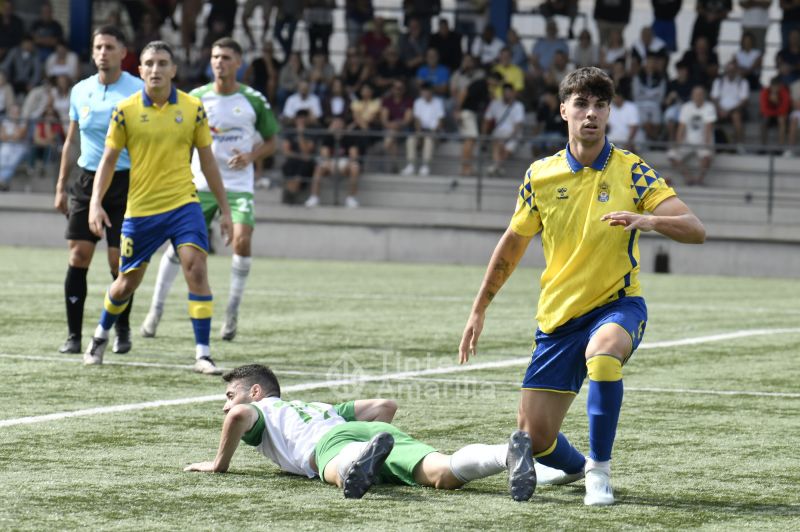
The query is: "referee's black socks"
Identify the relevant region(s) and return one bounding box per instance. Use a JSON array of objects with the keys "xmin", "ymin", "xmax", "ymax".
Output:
[{"xmin": 65, "ymin": 265, "xmax": 88, "ymax": 338}]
